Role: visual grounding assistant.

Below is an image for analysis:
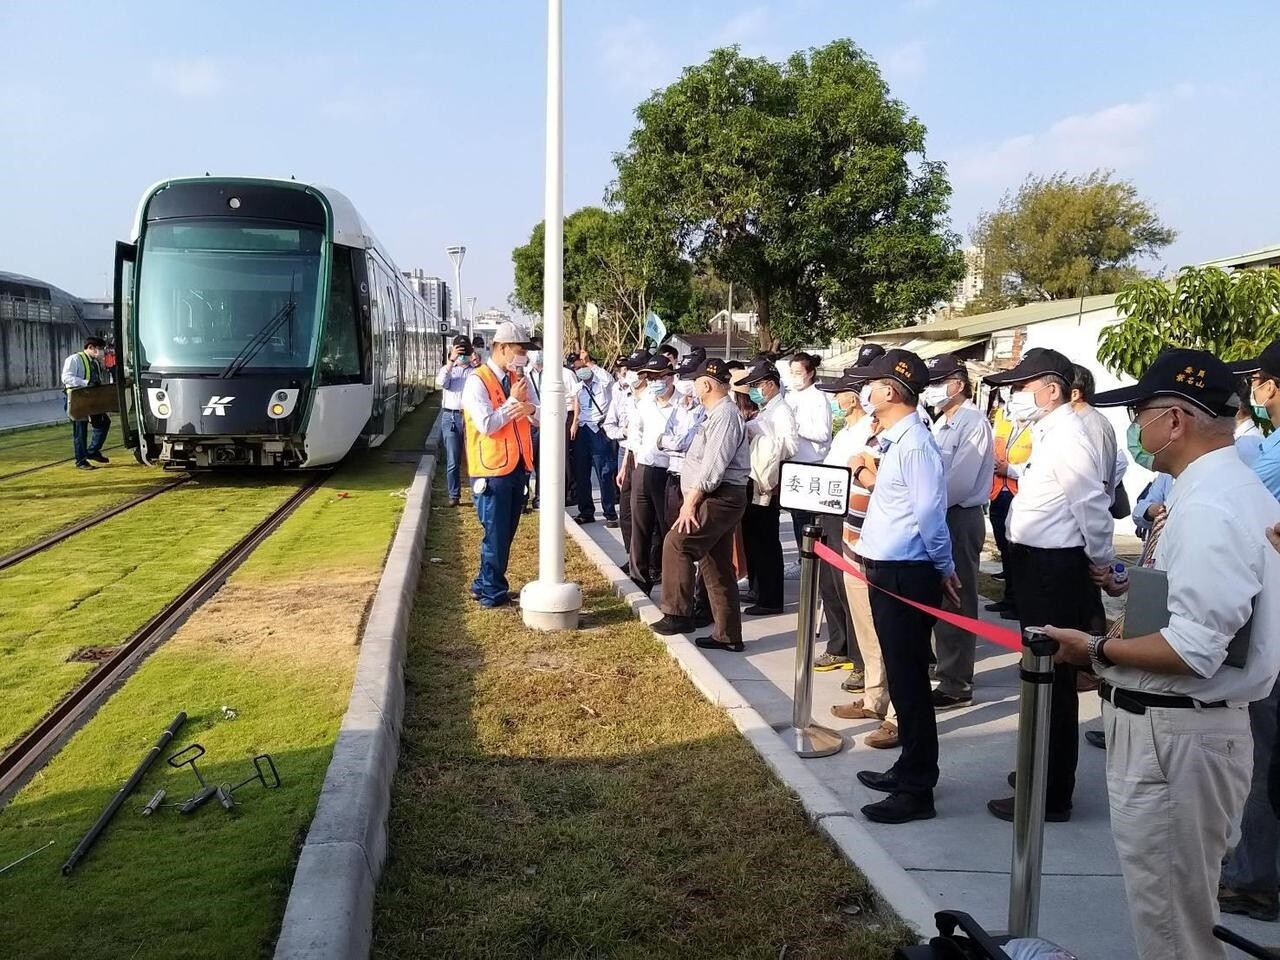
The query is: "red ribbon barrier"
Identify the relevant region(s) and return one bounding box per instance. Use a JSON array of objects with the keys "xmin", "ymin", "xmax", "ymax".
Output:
[{"xmin": 813, "ymin": 541, "xmax": 1023, "ymax": 652}]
